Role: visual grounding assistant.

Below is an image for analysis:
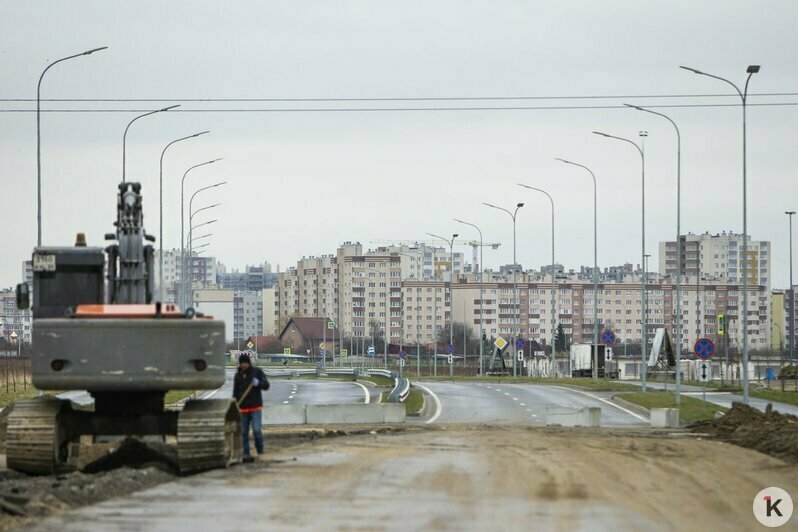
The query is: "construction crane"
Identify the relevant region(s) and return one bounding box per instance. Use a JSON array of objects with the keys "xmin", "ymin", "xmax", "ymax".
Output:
[{"xmin": 369, "ymin": 239, "xmax": 501, "ymax": 273}]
